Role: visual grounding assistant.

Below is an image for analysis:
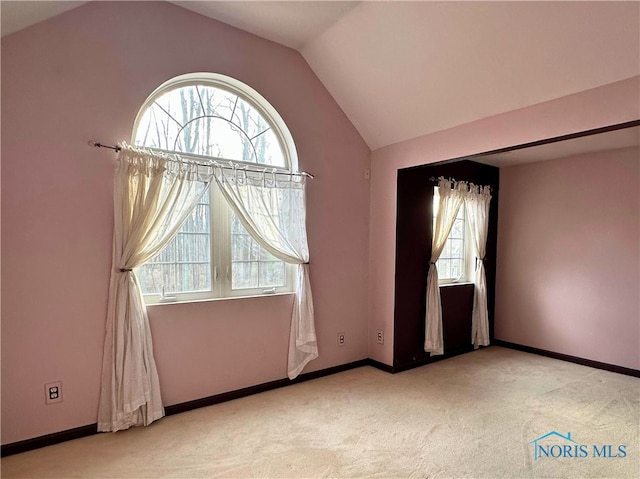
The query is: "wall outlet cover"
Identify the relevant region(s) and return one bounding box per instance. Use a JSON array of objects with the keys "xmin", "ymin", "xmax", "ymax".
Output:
[{"xmin": 45, "ymin": 381, "xmax": 63, "ymax": 405}]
